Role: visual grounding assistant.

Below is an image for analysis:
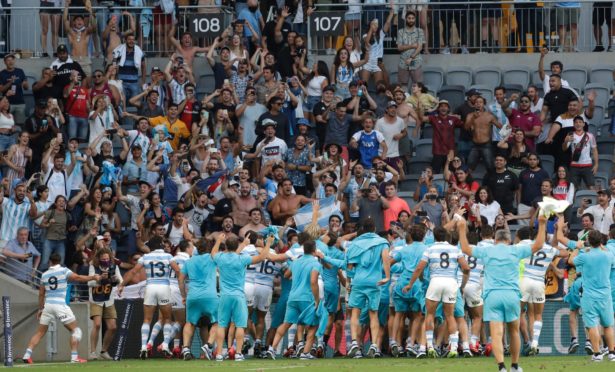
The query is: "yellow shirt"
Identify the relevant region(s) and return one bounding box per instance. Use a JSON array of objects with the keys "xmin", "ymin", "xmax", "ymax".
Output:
[{"xmin": 149, "ymin": 116, "xmax": 190, "ymax": 150}]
